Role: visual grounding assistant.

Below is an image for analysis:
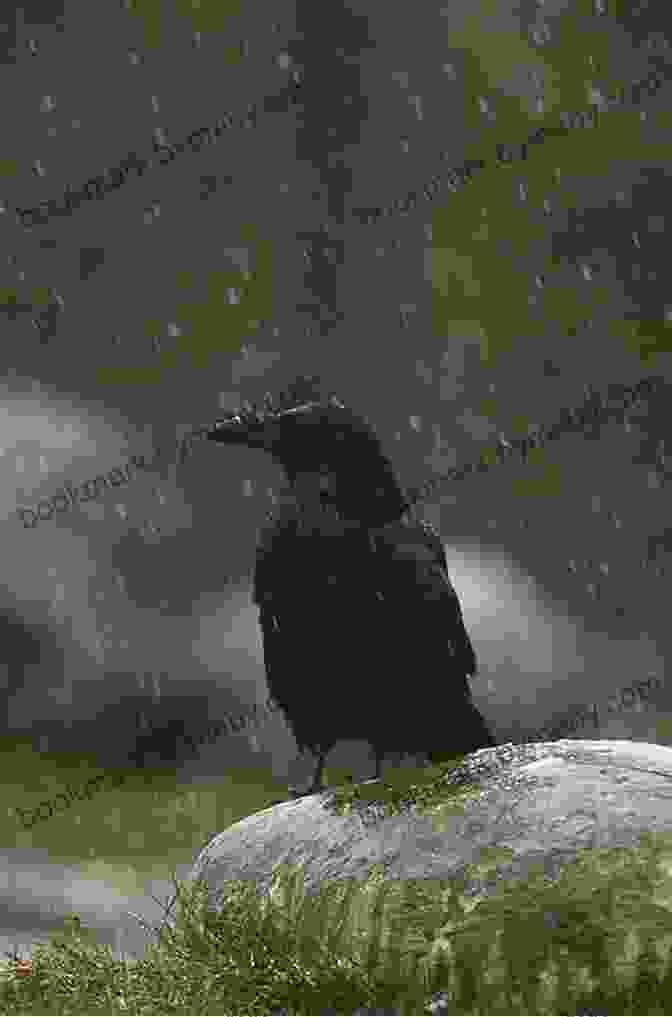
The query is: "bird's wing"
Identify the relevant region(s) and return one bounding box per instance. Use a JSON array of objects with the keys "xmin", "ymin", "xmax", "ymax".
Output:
[
  {"xmin": 371, "ymin": 518, "xmax": 478, "ymax": 678},
  {"xmin": 253, "ymin": 515, "xmax": 478, "ymax": 680}
]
